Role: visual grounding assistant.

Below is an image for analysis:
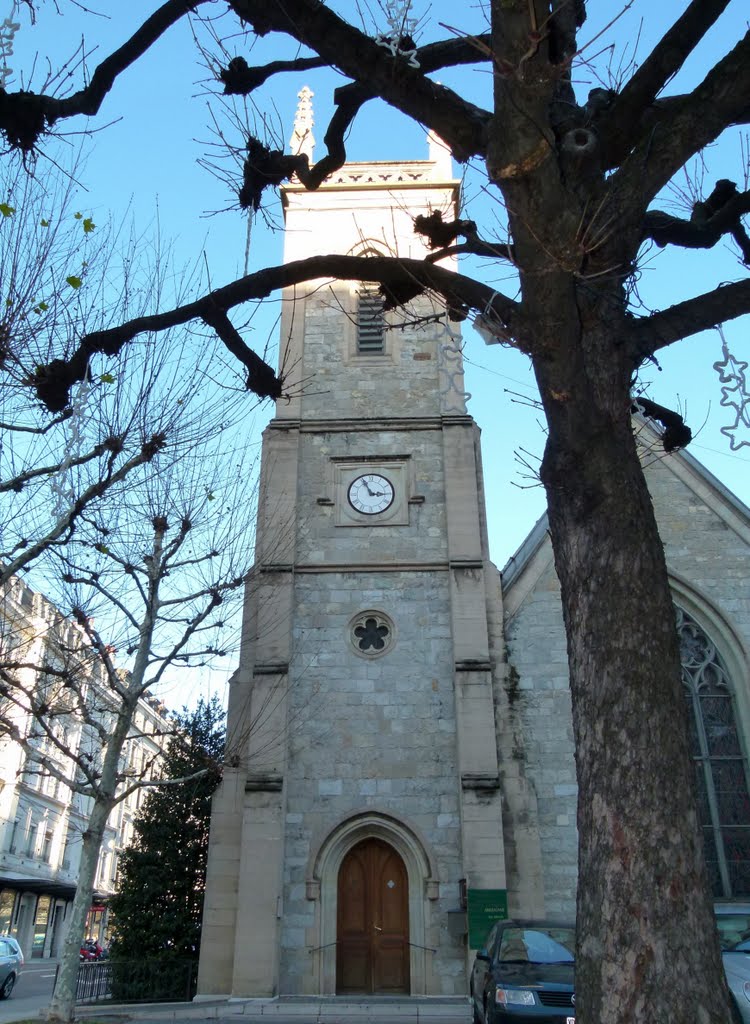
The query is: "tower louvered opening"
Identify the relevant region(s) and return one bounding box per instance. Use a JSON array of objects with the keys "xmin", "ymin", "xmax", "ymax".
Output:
[{"xmin": 356, "ymin": 288, "xmax": 385, "ymax": 354}]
